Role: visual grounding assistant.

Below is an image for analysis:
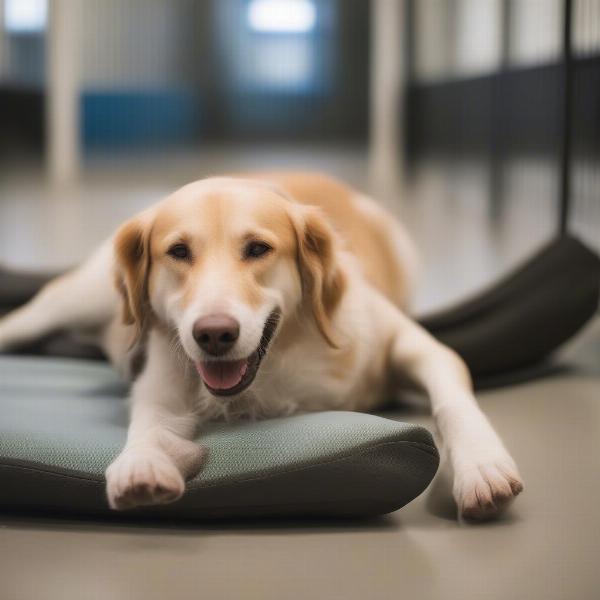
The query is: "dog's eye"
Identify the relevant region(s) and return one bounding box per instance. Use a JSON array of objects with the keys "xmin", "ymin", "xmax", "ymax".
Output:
[
  {"xmin": 244, "ymin": 241, "xmax": 272, "ymax": 259},
  {"xmin": 167, "ymin": 243, "xmax": 191, "ymax": 260}
]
